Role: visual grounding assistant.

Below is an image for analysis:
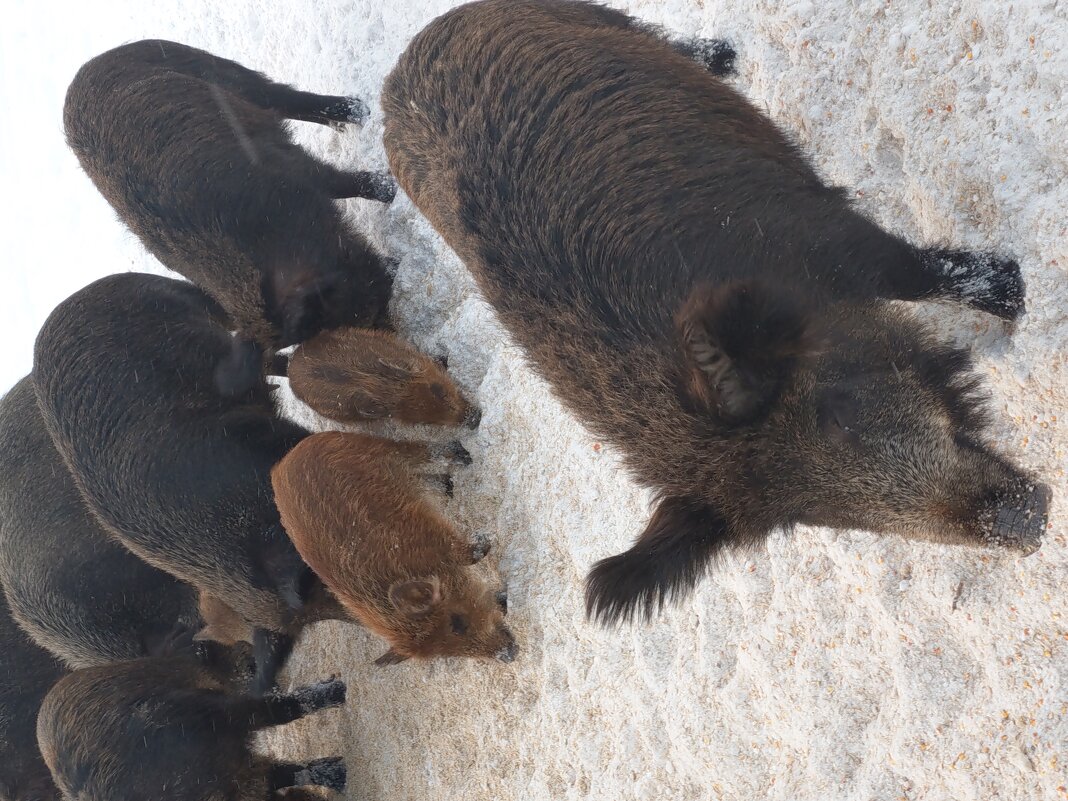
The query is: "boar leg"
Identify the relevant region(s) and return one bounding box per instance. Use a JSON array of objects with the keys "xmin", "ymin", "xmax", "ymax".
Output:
[
  {"xmin": 671, "ymin": 38, "xmax": 737, "ymax": 77},
  {"xmin": 136, "ymin": 41, "xmax": 369, "ymax": 125},
  {"xmin": 241, "ymin": 676, "xmax": 347, "ymax": 730},
  {"xmin": 585, "ymin": 496, "xmax": 732, "ymax": 625},
  {"xmin": 875, "ymin": 244, "xmax": 1025, "ymax": 322},
  {"xmin": 268, "ymin": 757, "xmax": 347, "ymax": 793}
]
